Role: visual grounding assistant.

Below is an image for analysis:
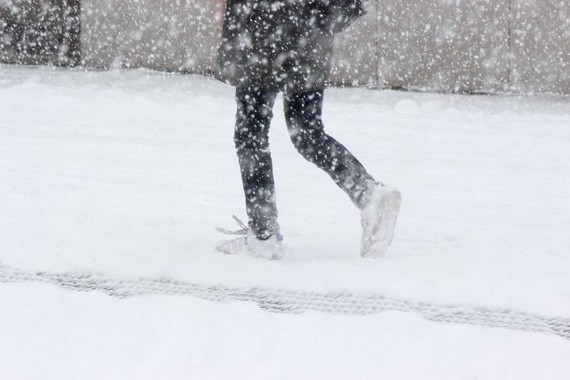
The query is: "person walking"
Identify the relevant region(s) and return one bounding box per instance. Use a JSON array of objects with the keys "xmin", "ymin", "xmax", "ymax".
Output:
[{"xmin": 215, "ymin": 0, "xmax": 400, "ymax": 259}]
